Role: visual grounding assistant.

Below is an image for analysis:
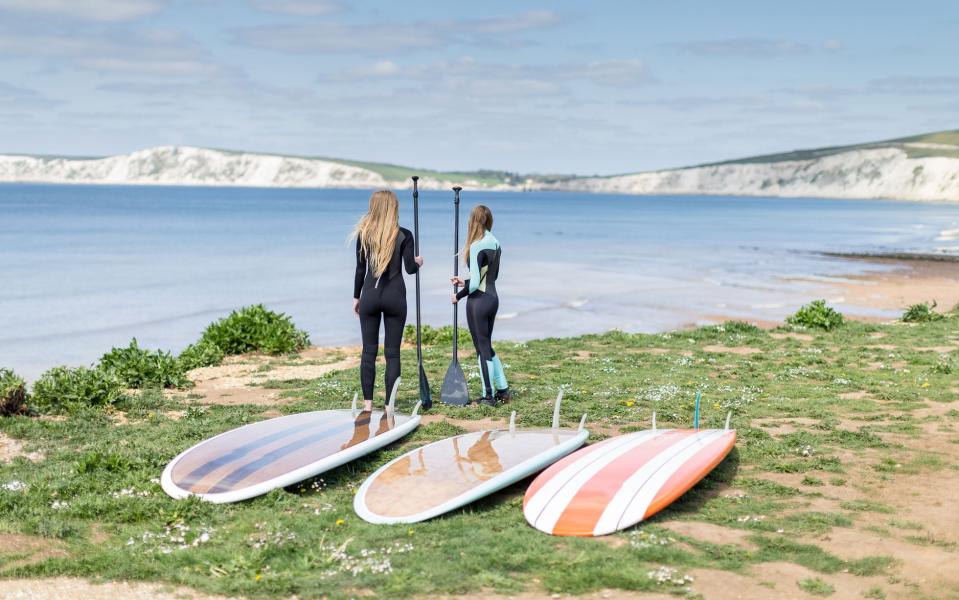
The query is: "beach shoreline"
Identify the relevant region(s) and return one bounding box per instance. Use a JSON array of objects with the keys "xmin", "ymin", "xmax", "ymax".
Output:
[{"xmin": 676, "ymin": 253, "xmax": 959, "ymax": 331}]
